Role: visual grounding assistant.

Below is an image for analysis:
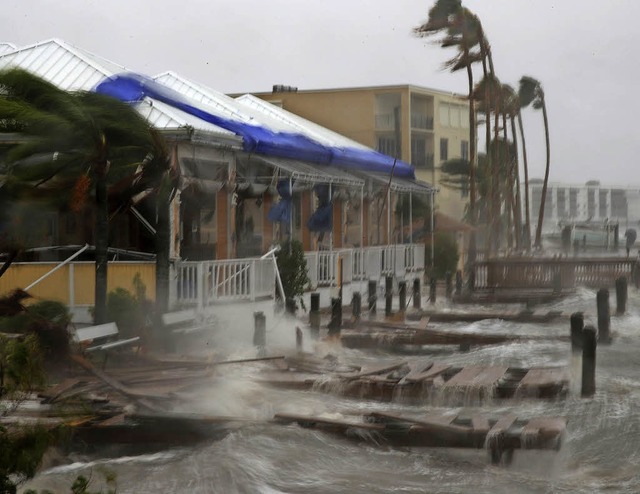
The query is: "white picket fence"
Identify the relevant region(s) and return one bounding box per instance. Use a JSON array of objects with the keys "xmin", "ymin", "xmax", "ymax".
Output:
[{"xmin": 174, "ymin": 243, "xmax": 425, "ymax": 306}]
